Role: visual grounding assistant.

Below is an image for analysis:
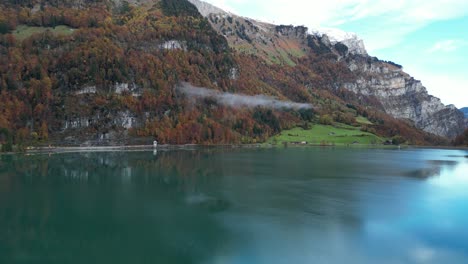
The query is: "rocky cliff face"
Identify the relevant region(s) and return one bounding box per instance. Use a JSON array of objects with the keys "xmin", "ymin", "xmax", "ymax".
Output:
[
  {"xmin": 311, "ymin": 28, "xmax": 368, "ymax": 55},
  {"xmin": 343, "ymin": 56, "xmax": 465, "ymax": 138},
  {"xmin": 189, "ymin": 0, "xmax": 465, "ymax": 138},
  {"xmin": 187, "ymin": 0, "xmax": 227, "ymax": 16}
]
